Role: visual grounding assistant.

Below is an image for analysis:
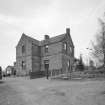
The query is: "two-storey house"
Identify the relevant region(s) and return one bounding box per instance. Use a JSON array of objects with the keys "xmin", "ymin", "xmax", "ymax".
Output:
[{"xmin": 16, "ymin": 28, "xmax": 74, "ymax": 77}]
